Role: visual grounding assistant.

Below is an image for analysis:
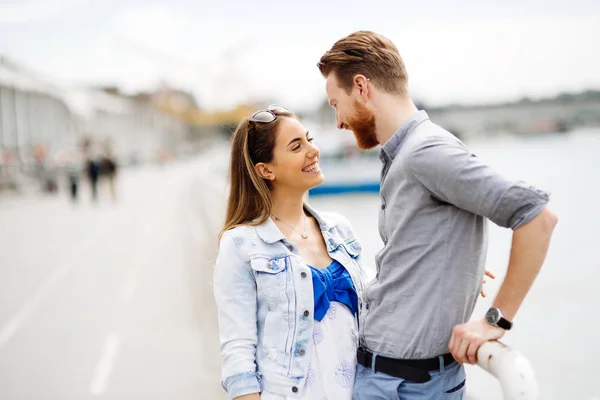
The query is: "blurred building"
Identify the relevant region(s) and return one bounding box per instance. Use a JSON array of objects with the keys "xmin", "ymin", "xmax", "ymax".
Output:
[
  {"xmin": 311, "ymin": 92, "xmax": 600, "ymax": 141},
  {"xmin": 0, "ymin": 57, "xmax": 200, "ymax": 192},
  {"xmin": 0, "ymin": 58, "xmax": 76, "ymax": 152},
  {"xmin": 0, "ymin": 57, "xmax": 76, "ymax": 190},
  {"xmin": 64, "ymin": 86, "xmax": 189, "ymax": 165},
  {"xmin": 427, "ymin": 94, "xmax": 600, "ymax": 139}
]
